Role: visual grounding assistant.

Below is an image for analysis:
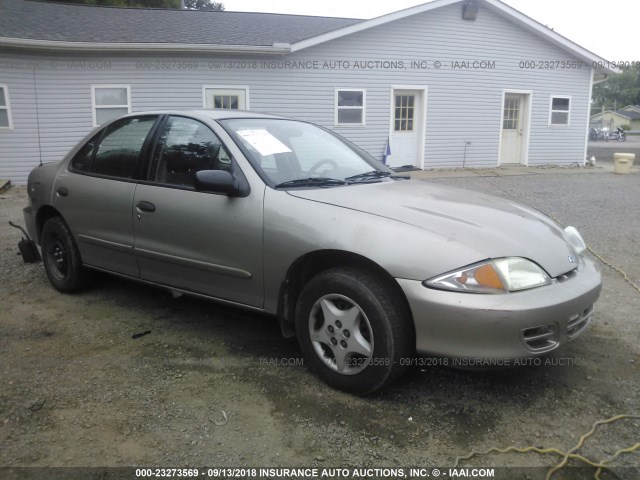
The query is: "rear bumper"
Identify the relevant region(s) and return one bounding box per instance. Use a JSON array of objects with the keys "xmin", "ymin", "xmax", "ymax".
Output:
[{"xmin": 397, "ymin": 256, "xmax": 602, "ymax": 360}]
